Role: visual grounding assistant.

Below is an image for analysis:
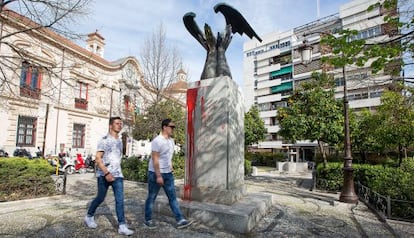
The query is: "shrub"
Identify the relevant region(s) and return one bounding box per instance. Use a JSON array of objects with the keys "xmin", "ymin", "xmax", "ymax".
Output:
[
  {"xmin": 122, "ymin": 153, "xmax": 185, "ymax": 183},
  {"xmin": 317, "ymin": 162, "xmax": 414, "ymax": 201},
  {"xmin": 245, "ymin": 152, "xmax": 285, "ymax": 167},
  {"xmin": 122, "ymin": 156, "xmax": 149, "ymax": 182},
  {"xmin": 0, "ymin": 158, "xmax": 55, "ymax": 201},
  {"xmin": 244, "ymin": 159, "xmax": 252, "ymax": 176}
]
